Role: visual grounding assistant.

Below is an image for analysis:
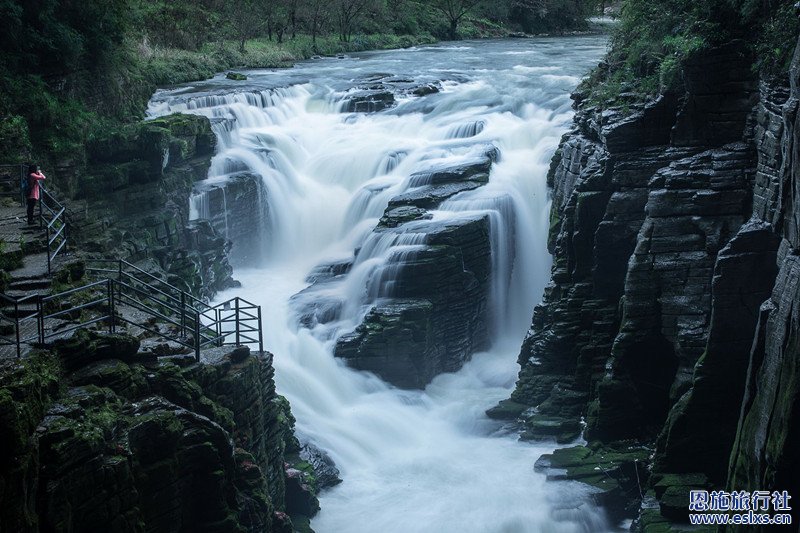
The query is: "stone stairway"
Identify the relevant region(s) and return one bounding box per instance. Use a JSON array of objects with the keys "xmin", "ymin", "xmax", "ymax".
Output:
[{"xmin": 0, "ymin": 202, "xmax": 64, "ymax": 358}]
